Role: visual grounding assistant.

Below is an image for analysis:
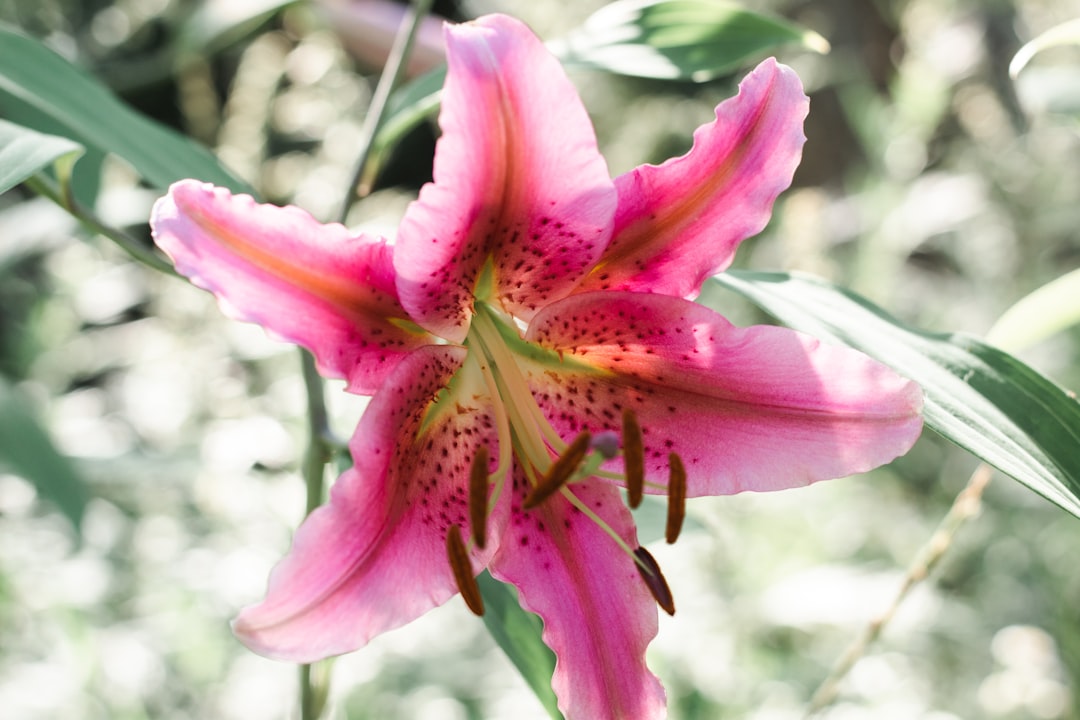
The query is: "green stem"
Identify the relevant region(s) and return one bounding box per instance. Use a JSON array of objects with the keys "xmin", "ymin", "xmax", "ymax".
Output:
[
  {"xmin": 299, "ymin": 2, "xmax": 434, "ymax": 718},
  {"xmin": 299, "ymin": 664, "xmax": 316, "ymax": 720},
  {"xmin": 24, "ymin": 174, "xmax": 178, "ymax": 277},
  {"xmin": 298, "ymin": 349, "xmax": 333, "ymax": 720},
  {"xmin": 298, "ymin": 657, "xmax": 331, "ymax": 720},
  {"xmin": 300, "ymin": 350, "xmax": 332, "ymax": 516},
  {"xmin": 334, "ymin": 0, "xmax": 436, "ymax": 223}
]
